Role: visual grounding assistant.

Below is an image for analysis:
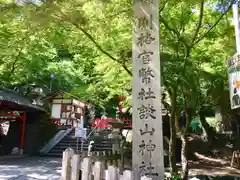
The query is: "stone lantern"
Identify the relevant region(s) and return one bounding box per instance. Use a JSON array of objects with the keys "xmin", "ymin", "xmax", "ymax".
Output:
[
  {"xmin": 108, "ymin": 118, "xmax": 124, "ymax": 153},
  {"xmin": 29, "ymin": 85, "xmax": 45, "ymax": 106},
  {"xmin": 108, "ymin": 118, "xmax": 126, "ymax": 171}
]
